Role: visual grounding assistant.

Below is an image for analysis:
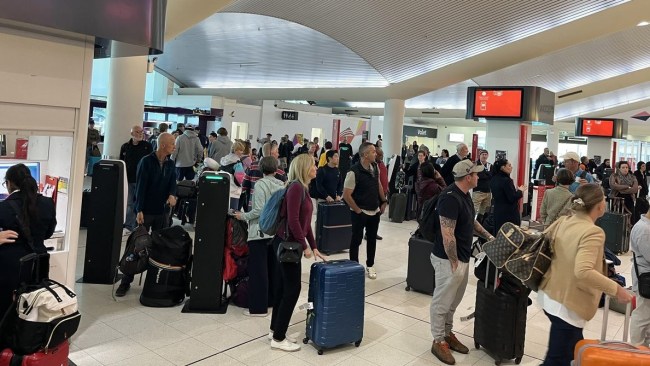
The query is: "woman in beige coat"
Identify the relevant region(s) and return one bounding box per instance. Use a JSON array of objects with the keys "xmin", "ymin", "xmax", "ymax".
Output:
[
  {"xmin": 540, "ymin": 168, "xmax": 574, "ymax": 226},
  {"xmin": 538, "ymin": 184, "xmax": 633, "ymax": 366}
]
